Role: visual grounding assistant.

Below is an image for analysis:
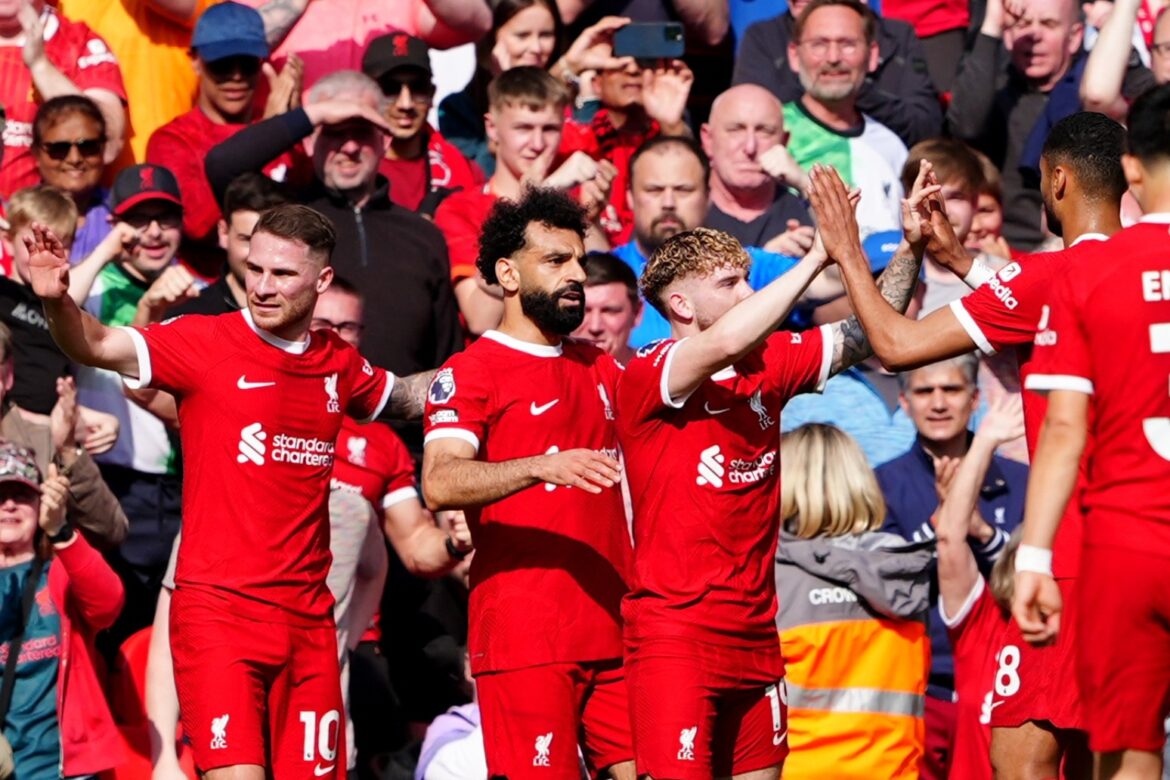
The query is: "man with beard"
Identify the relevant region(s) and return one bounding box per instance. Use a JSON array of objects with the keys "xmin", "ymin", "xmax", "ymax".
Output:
[
  {"xmin": 781, "ymin": 0, "xmax": 907, "ymax": 243},
  {"xmin": 362, "ymin": 32, "xmax": 483, "ymax": 215},
  {"xmin": 422, "ymin": 187, "xmax": 635, "ymax": 780},
  {"xmin": 26, "ymin": 202, "xmax": 437, "ymax": 780},
  {"xmin": 819, "ymin": 112, "xmax": 1127, "ymax": 779}
]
